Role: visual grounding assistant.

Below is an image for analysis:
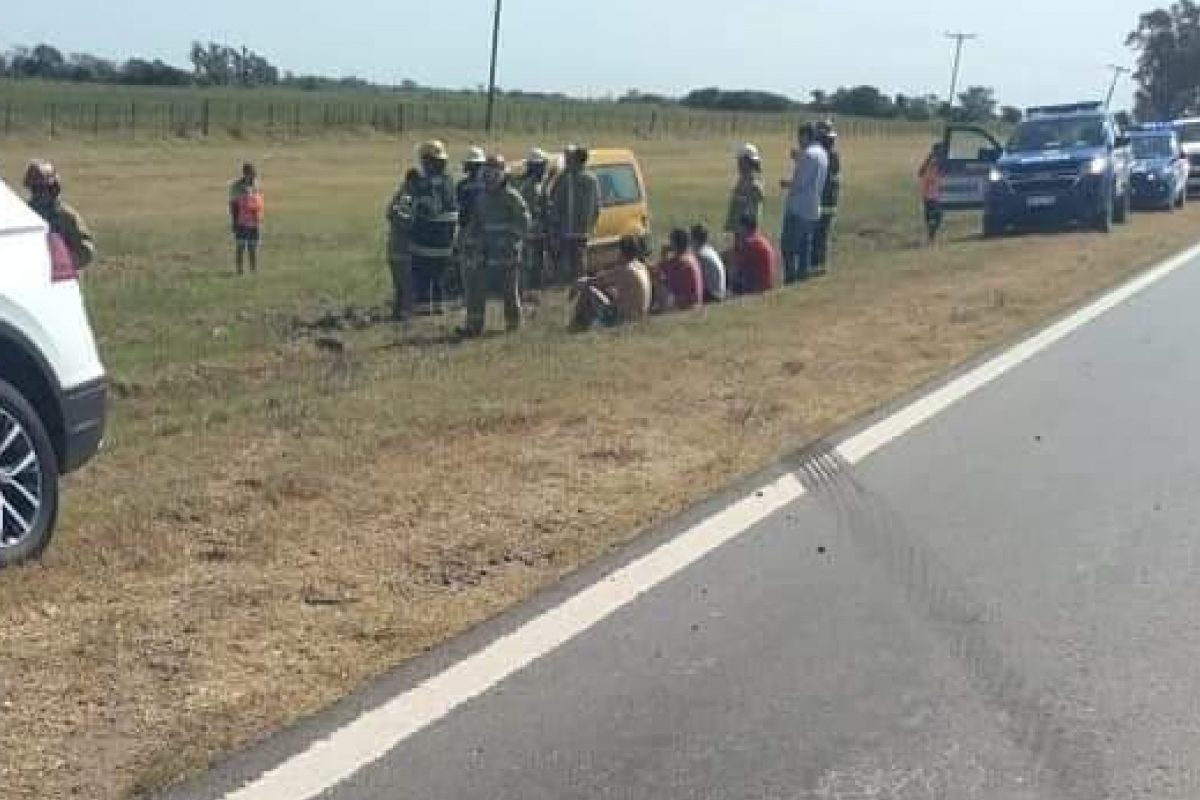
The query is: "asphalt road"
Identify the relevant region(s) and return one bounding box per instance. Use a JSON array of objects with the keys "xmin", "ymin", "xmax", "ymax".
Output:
[{"xmin": 175, "ymin": 246, "xmax": 1200, "ymax": 800}]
